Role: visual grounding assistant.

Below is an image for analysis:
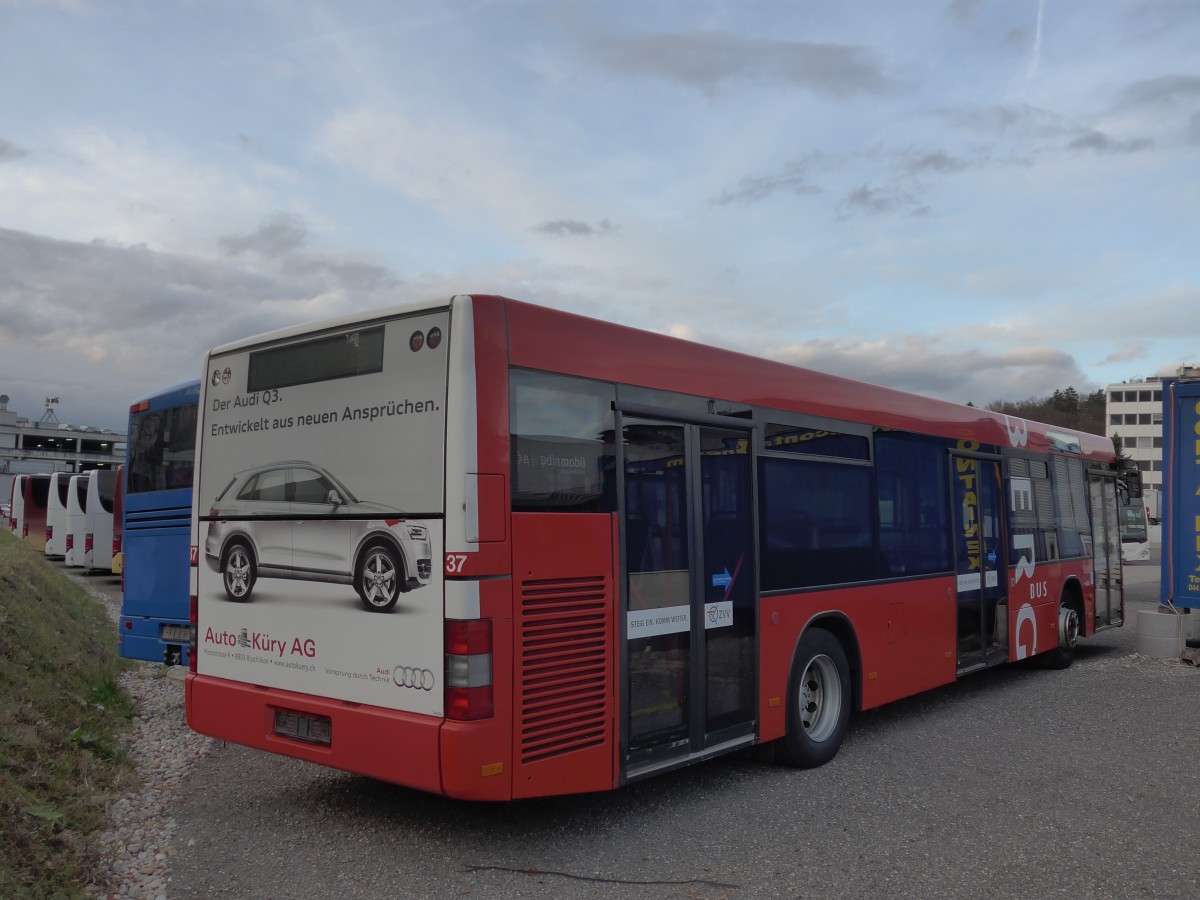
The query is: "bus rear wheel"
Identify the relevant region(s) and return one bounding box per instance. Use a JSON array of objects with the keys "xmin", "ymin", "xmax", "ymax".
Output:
[
  {"xmin": 779, "ymin": 628, "xmax": 852, "ymax": 769},
  {"xmin": 222, "ymin": 541, "xmax": 256, "ymax": 601}
]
